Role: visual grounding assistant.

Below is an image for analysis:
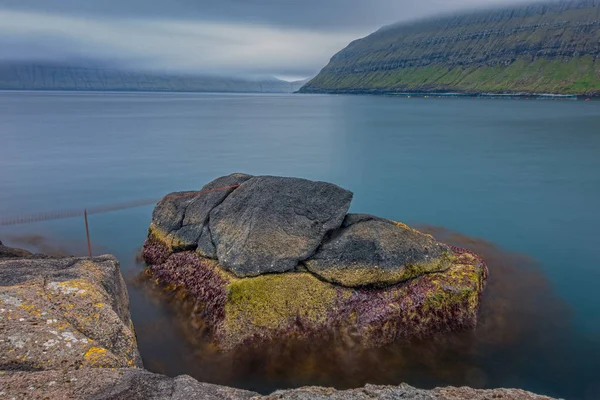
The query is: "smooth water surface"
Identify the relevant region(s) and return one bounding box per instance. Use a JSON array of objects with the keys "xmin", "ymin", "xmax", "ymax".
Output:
[{"xmin": 1, "ymin": 92, "xmax": 599, "ymax": 399}]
